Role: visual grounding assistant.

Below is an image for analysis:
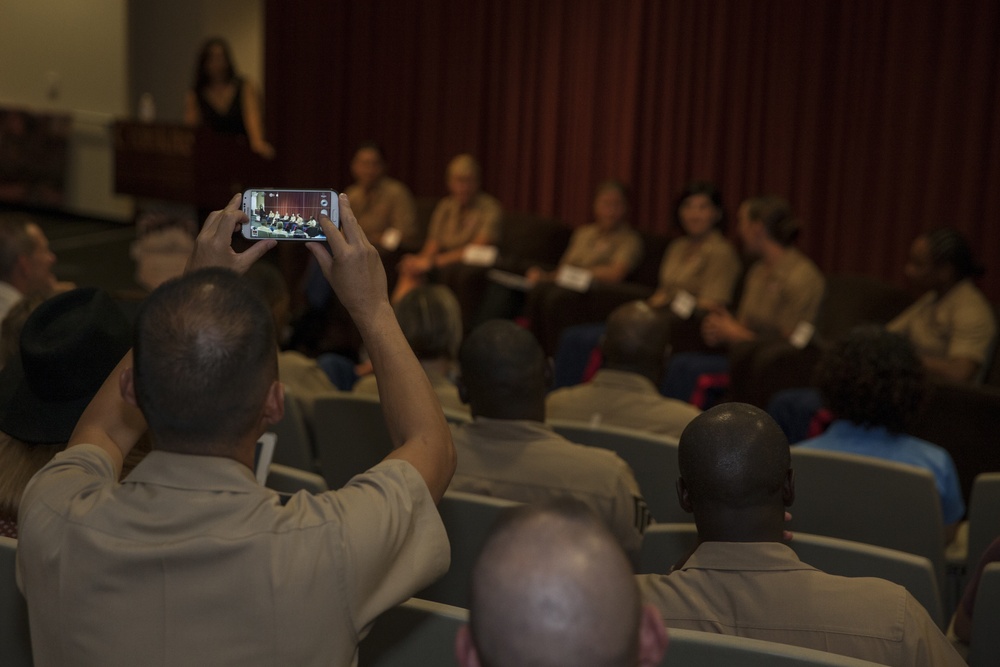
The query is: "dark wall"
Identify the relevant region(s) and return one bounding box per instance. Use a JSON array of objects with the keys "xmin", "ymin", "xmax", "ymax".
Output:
[{"xmin": 265, "ymin": 0, "xmax": 1000, "ymax": 301}]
